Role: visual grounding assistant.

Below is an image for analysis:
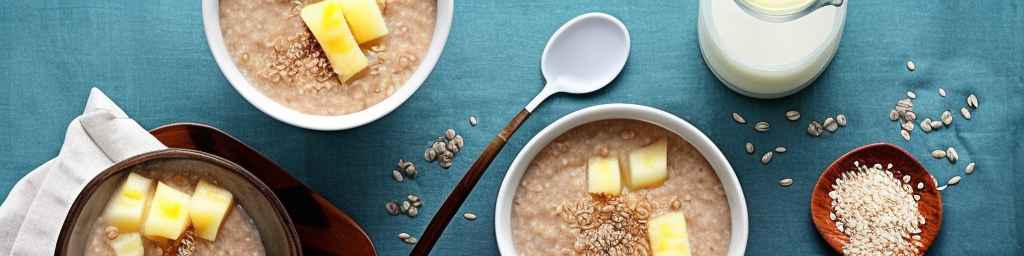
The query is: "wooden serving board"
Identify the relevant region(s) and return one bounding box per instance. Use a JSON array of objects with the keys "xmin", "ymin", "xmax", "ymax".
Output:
[{"xmin": 151, "ymin": 123, "xmax": 376, "ymax": 256}]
